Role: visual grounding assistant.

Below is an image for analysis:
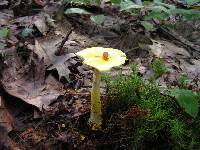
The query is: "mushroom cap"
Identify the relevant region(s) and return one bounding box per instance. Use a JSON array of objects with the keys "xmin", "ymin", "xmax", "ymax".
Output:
[{"xmin": 76, "ymin": 47, "xmax": 127, "ymax": 71}]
